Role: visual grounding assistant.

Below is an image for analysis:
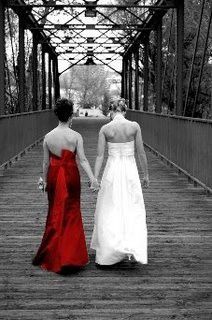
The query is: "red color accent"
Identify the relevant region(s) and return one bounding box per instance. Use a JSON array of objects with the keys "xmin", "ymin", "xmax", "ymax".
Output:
[{"xmin": 32, "ymin": 150, "xmax": 89, "ymax": 273}]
